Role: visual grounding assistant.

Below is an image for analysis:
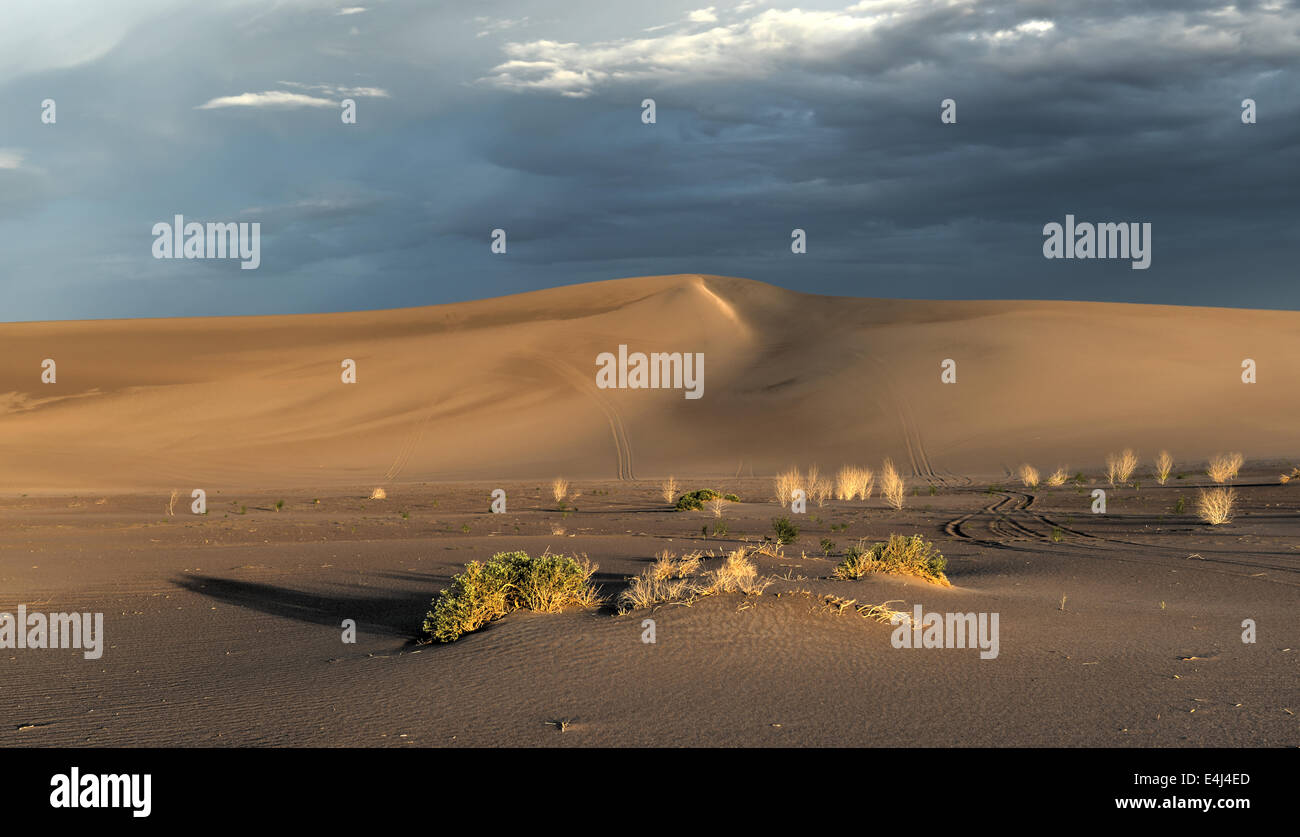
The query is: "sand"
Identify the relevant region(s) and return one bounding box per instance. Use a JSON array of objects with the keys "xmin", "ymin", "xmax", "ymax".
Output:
[{"xmin": 1, "ymin": 276, "xmax": 1296, "ymax": 746}]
